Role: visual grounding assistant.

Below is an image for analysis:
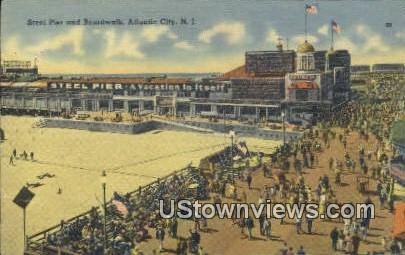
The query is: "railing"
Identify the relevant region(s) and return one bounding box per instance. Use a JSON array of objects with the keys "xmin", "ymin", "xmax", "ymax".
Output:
[
  {"xmin": 25, "ymin": 165, "xmax": 195, "ymax": 253},
  {"xmin": 27, "ymin": 208, "xmax": 96, "ymax": 250}
]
